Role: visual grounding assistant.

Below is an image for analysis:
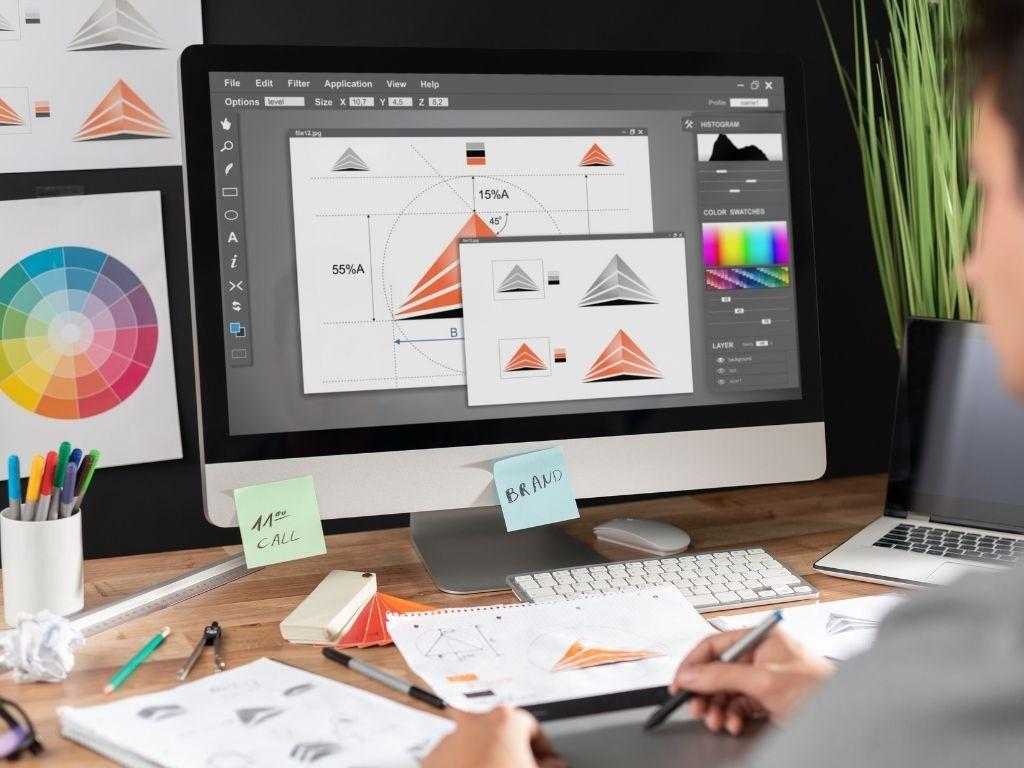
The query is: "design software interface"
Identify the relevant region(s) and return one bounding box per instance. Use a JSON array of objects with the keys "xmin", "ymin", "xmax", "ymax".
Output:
[{"xmin": 207, "ymin": 72, "xmax": 803, "ymax": 436}]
